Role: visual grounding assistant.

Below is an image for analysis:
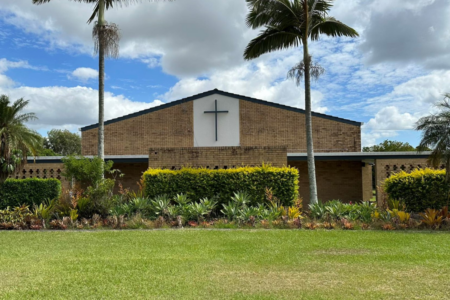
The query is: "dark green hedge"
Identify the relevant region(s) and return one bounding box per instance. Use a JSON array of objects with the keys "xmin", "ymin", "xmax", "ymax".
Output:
[
  {"xmin": 384, "ymin": 169, "xmax": 448, "ymax": 212},
  {"xmin": 143, "ymin": 166, "xmax": 299, "ymax": 206},
  {"xmin": 0, "ymin": 178, "xmax": 62, "ymax": 208}
]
